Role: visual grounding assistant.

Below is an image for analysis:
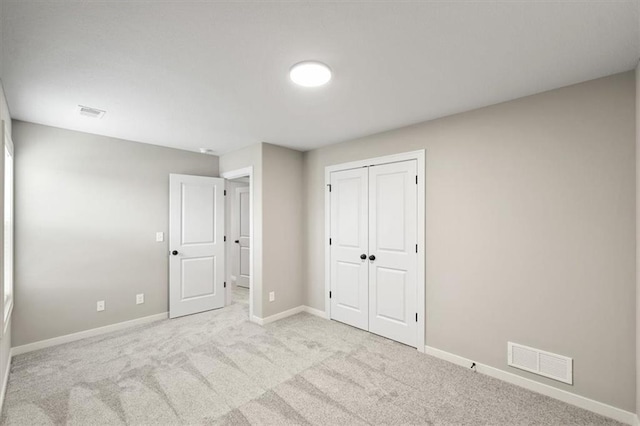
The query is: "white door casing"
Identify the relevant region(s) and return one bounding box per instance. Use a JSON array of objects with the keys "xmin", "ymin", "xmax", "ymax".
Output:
[
  {"xmin": 368, "ymin": 160, "xmax": 418, "ymax": 347},
  {"xmin": 329, "ymin": 167, "xmax": 369, "ymax": 331},
  {"xmin": 169, "ymin": 174, "xmax": 225, "ymax": 319},
  {"xmin": 236, "ymin": 185, "xmax": 250, "ymax": 288}
]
